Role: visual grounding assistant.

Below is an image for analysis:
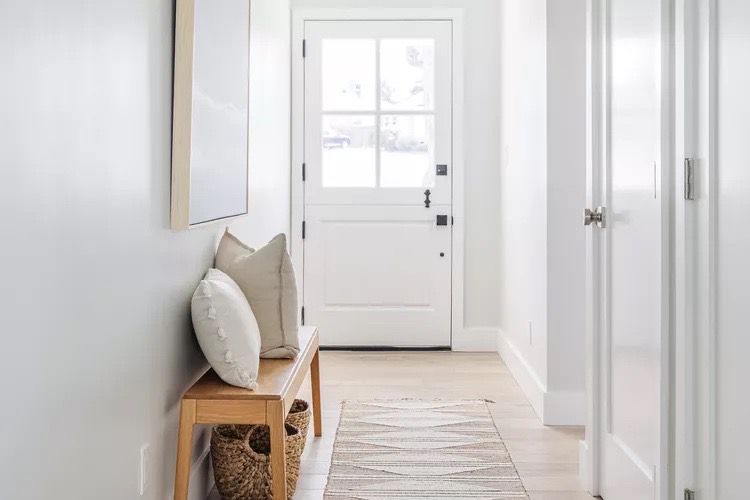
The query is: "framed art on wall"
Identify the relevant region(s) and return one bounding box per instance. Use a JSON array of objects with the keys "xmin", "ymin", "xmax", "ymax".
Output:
[{"xmin": 171, "ymin": 0, "xmax": 250, "ymax": 229}]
